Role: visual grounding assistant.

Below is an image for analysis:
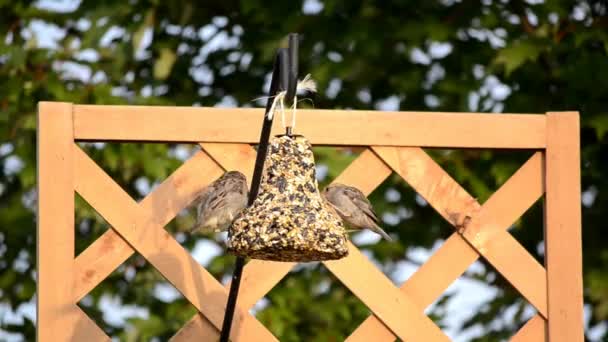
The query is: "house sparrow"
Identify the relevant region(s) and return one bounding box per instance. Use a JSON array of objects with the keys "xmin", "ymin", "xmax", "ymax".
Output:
[
  {"xmin": 190, "ymin": 171, "xmax": 249, "ymax": 234},
  {"xmin": 322, "ymin": 183, "xmax": 392, "ymax": 241}
]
